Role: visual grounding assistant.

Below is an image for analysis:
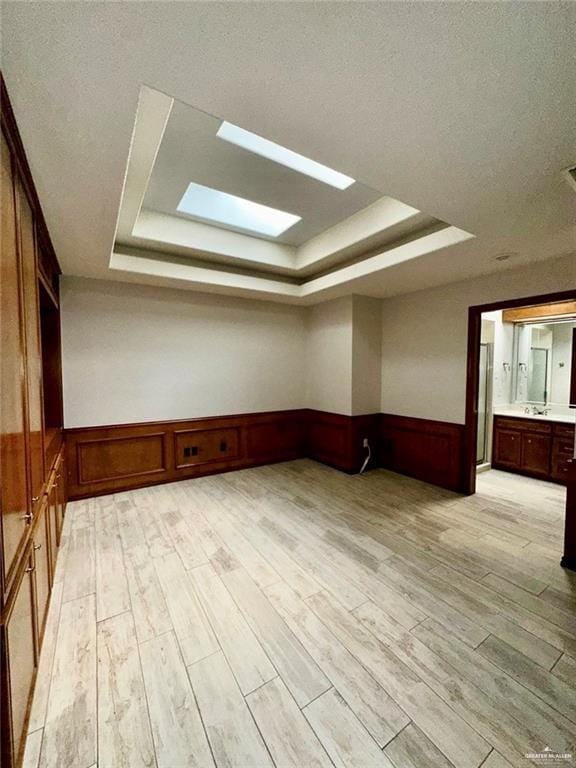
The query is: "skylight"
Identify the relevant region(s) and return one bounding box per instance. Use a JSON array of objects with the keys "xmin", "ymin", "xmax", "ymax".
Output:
[
  {"xmin": 177, "ymin": 182, "xmax": 301, "ymax": 238},
  {"xmin": 216, "ymin": 121, "xmax": 355, "ymax": 191}
]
